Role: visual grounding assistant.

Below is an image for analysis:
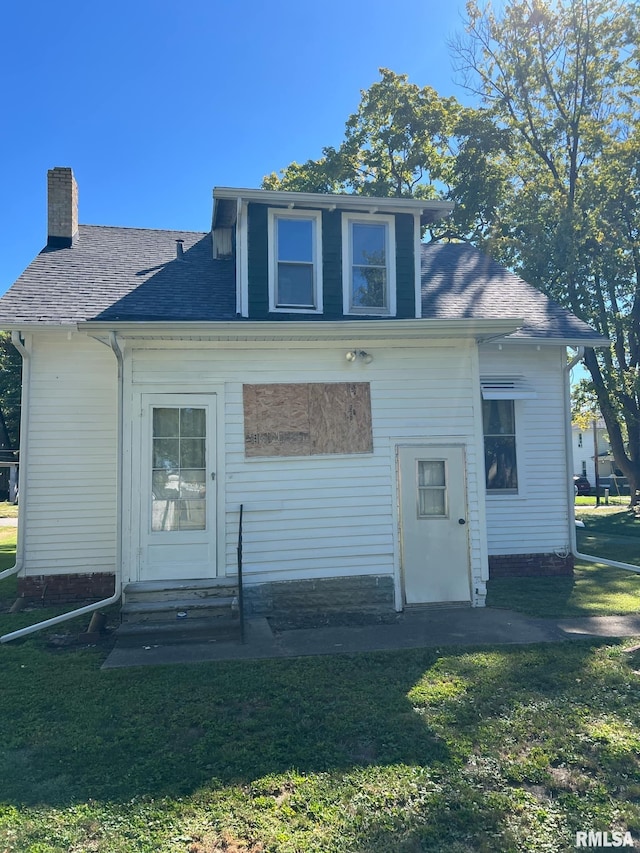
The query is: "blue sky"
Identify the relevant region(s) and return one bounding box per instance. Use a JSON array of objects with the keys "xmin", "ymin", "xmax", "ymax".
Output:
[{"xmin": 1, "ymin": 0, "xmax": 473, "ymax": 293}]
